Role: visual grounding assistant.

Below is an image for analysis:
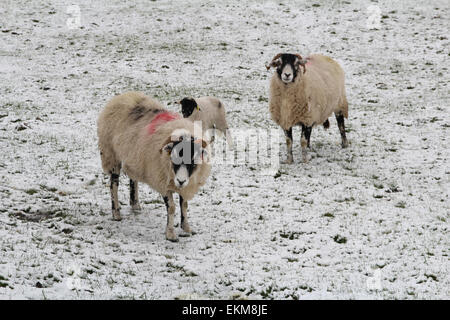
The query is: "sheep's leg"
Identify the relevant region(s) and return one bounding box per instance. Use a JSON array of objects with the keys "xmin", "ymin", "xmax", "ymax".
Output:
[
  {"xmin": 217, "ymin": 124, "xmax": 233, "ymax": 149},
  {"xmin": 129, "ymin": 179, "xmax": 141, "ymax": 210},
  {"xmin": 217, "ymin": 117, "xmax": 233, "ymax": 149},
  {"xmin": 210, "ymin": 125, "xmax": 216, "ymax": 143},
  {"xmin": 225, "ymin": 128, "xmax": 233, "ymax": 149},
  {"xmin": 301, "ymin": 124, "xmax": 312, "ymax": 148},
  {"xmin": 283, "ymin": 128, "xmax": 293, "ymax": 164},
  {"xmin": 335, "ymin": 112, "xmax": 349, "ymax": 148},
  {"xmin": 300, "ymin": 124, "xmax": 312, "ymax": 163},
  {"xmin": 163, "ymin": 192, "xmax": 178, "ymax": 242},
  {"xmin": 179, "ymin": 195, "xmax": 195, "ymax": 235},
  {"xmin": 110, "ymin": 167, "xmax": 121, "ymax": 221}
]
